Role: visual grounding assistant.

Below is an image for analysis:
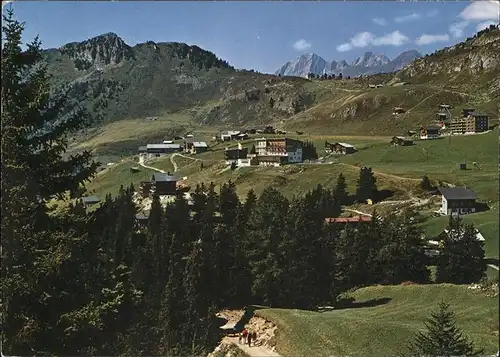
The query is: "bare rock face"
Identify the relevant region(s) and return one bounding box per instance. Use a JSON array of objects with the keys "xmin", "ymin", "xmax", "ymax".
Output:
[
  {"xmin": 399, "ymin": 27, "xmax": 500, "ymax": 79},
  {"xmin": 60, "ymin": 32, "xmax": 135, "ymax": 70}
]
